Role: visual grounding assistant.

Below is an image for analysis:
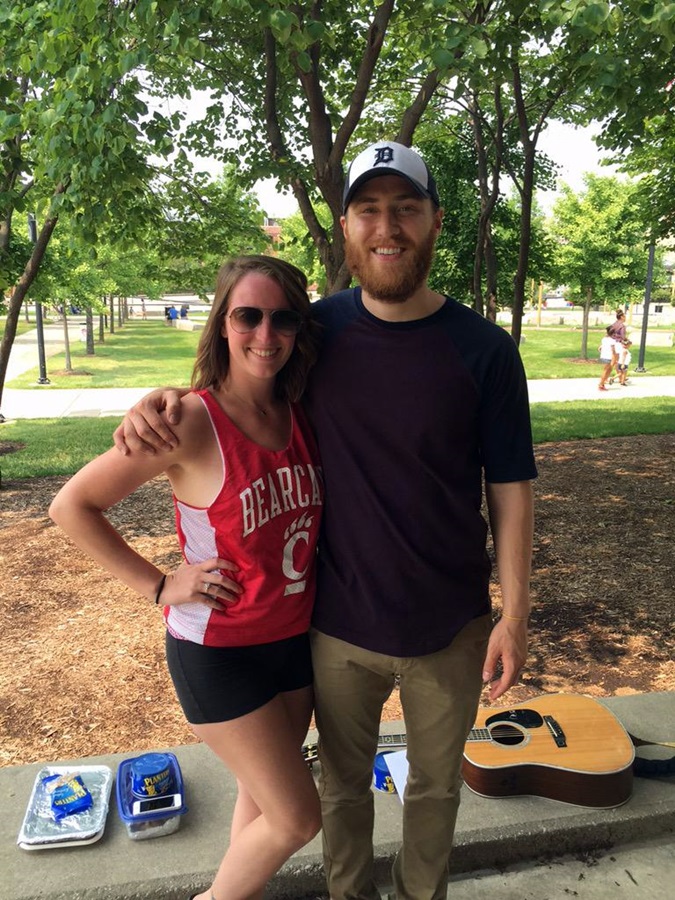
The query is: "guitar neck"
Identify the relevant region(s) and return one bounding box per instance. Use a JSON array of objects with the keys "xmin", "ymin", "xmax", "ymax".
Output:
[
  {"xmin": 377, "ymin": 732, "xmax": 407, "ymax": 748},
  {"xmin": 303, "ymin": 731, "xmax": 407, "ymax": 765}
]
